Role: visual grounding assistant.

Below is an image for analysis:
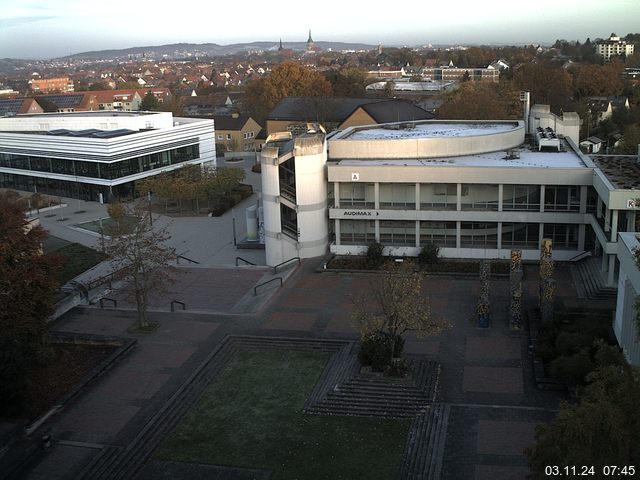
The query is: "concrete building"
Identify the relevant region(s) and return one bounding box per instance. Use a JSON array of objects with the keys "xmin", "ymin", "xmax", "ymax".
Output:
[
  {"xmin": 596, "ymin": 33, "xmax": 635, "ymax": 60},
  {"xmin": 30, "ymin": 77, "xmax": 75, "ymax": 94},
  {"xmin": 614, "ymin": 232, "xmax": 640, "ymax": 365},
  {"xmin": 259, "ymin": 106, "xmax": 639, "ymax": 290},
  {"xmin": 0, "ymin": 111, "xmax": 215, "ymax": 202}
]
